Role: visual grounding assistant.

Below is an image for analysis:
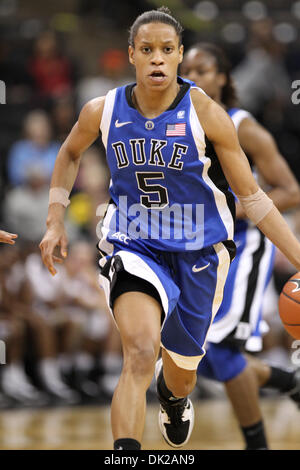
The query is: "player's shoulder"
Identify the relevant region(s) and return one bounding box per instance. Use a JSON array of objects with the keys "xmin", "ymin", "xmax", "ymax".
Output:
[
  {"xmin": 78, "ymin": 96, "xmax": 107, "ymax": 132},
  {"xmin": 190, "ymin": 87, "xmax": 232, "ymax": 132},
  {"xmin": 190, "ymin": 86, "xmax": 210, "ymax": 109},
  {"xmin": 80, "ymin": 96, "xmax": 106, "ymax": 118}
]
